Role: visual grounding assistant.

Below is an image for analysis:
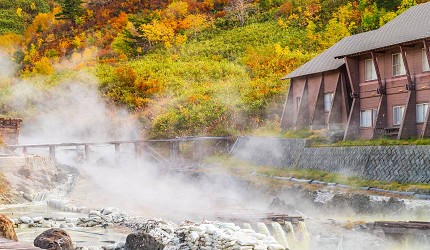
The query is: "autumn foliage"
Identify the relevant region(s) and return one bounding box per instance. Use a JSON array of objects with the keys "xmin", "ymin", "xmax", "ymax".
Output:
[{"xmin": 1, "ymin": 0, "xmax": 430, "ymax": 137}]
